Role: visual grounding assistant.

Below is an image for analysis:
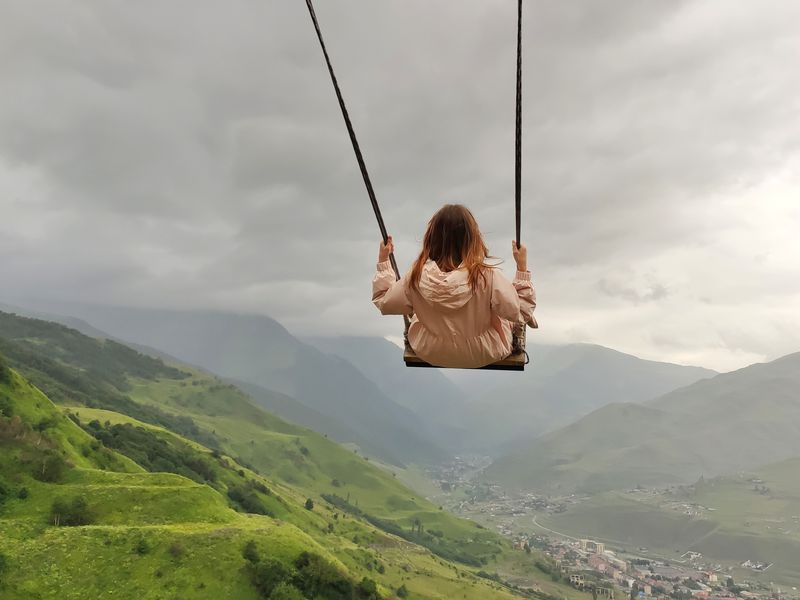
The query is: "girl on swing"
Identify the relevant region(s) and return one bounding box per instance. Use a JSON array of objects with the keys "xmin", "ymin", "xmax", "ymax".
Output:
[{"xmin": 372, "ymin": 204, "xmax": 537, "ymax": 369}]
